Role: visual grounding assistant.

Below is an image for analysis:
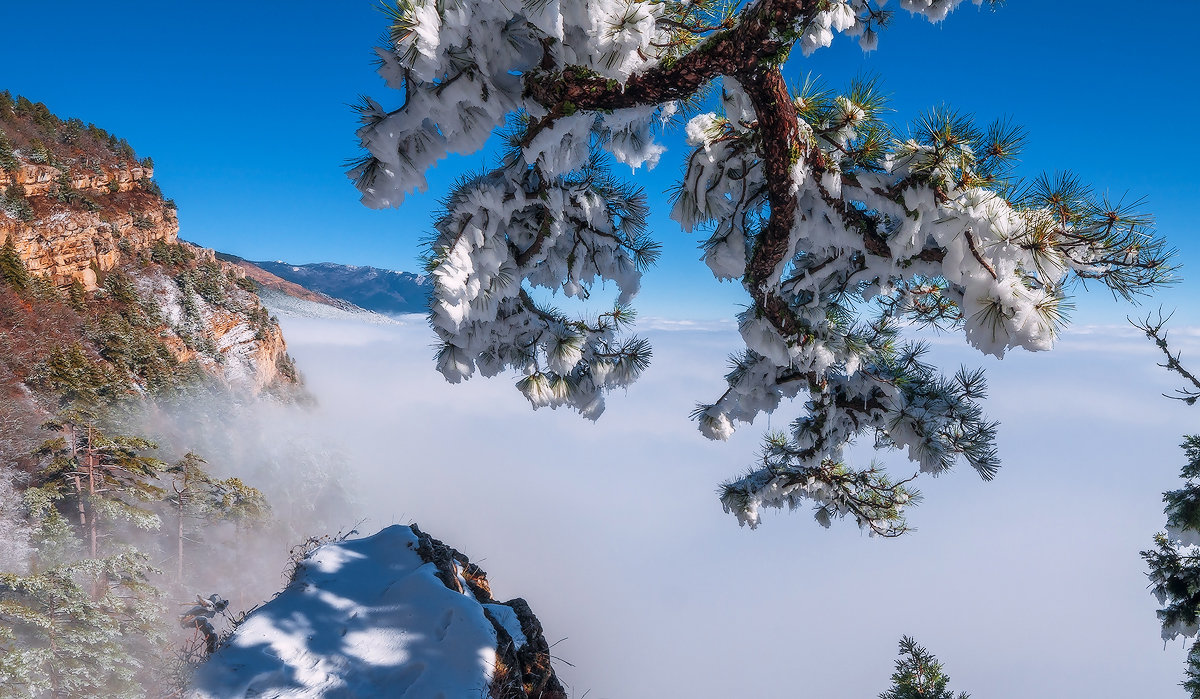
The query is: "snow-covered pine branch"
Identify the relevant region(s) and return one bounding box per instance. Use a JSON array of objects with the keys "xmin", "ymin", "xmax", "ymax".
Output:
[{"xmin": 351, "ymin": 0, "xmax": 1175, "ymax": 533}]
